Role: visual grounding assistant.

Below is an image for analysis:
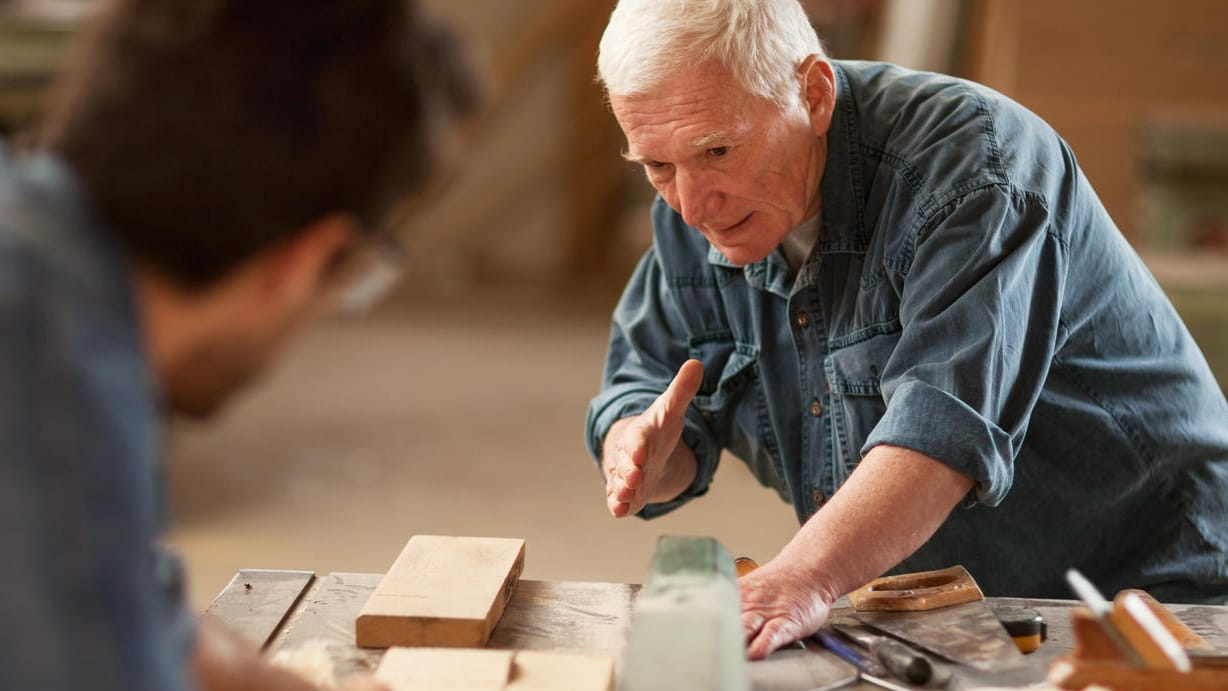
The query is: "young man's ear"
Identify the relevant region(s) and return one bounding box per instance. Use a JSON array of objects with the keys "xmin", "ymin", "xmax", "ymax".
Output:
[
  {"xmin": 259, "ymin": 213, "xmax": 363, "ymax": 310},
  {"xmin": 799, "ymin": 55, "xmax": 836, "ymax": 137}
]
